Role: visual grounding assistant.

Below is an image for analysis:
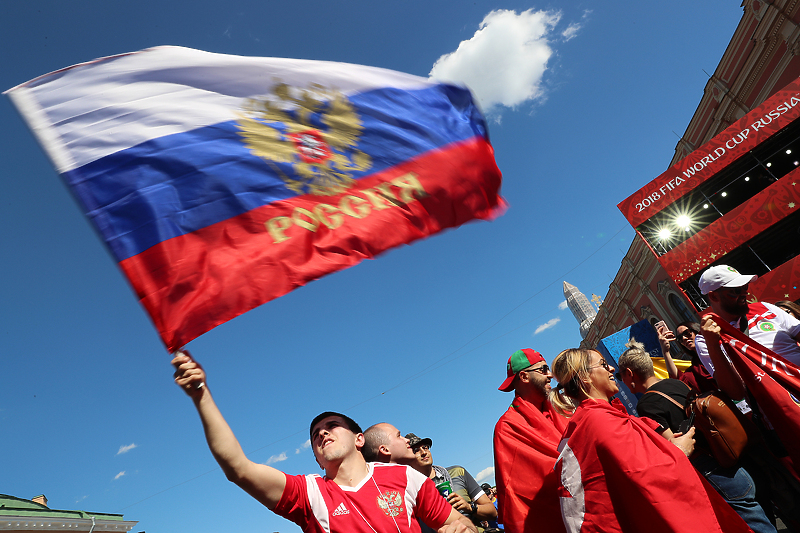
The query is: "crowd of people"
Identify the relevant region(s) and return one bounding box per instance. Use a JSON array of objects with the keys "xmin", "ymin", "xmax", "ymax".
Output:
[{"xmin": 172, "ymin": 264, "xmax": 800, "ymax": 533}]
